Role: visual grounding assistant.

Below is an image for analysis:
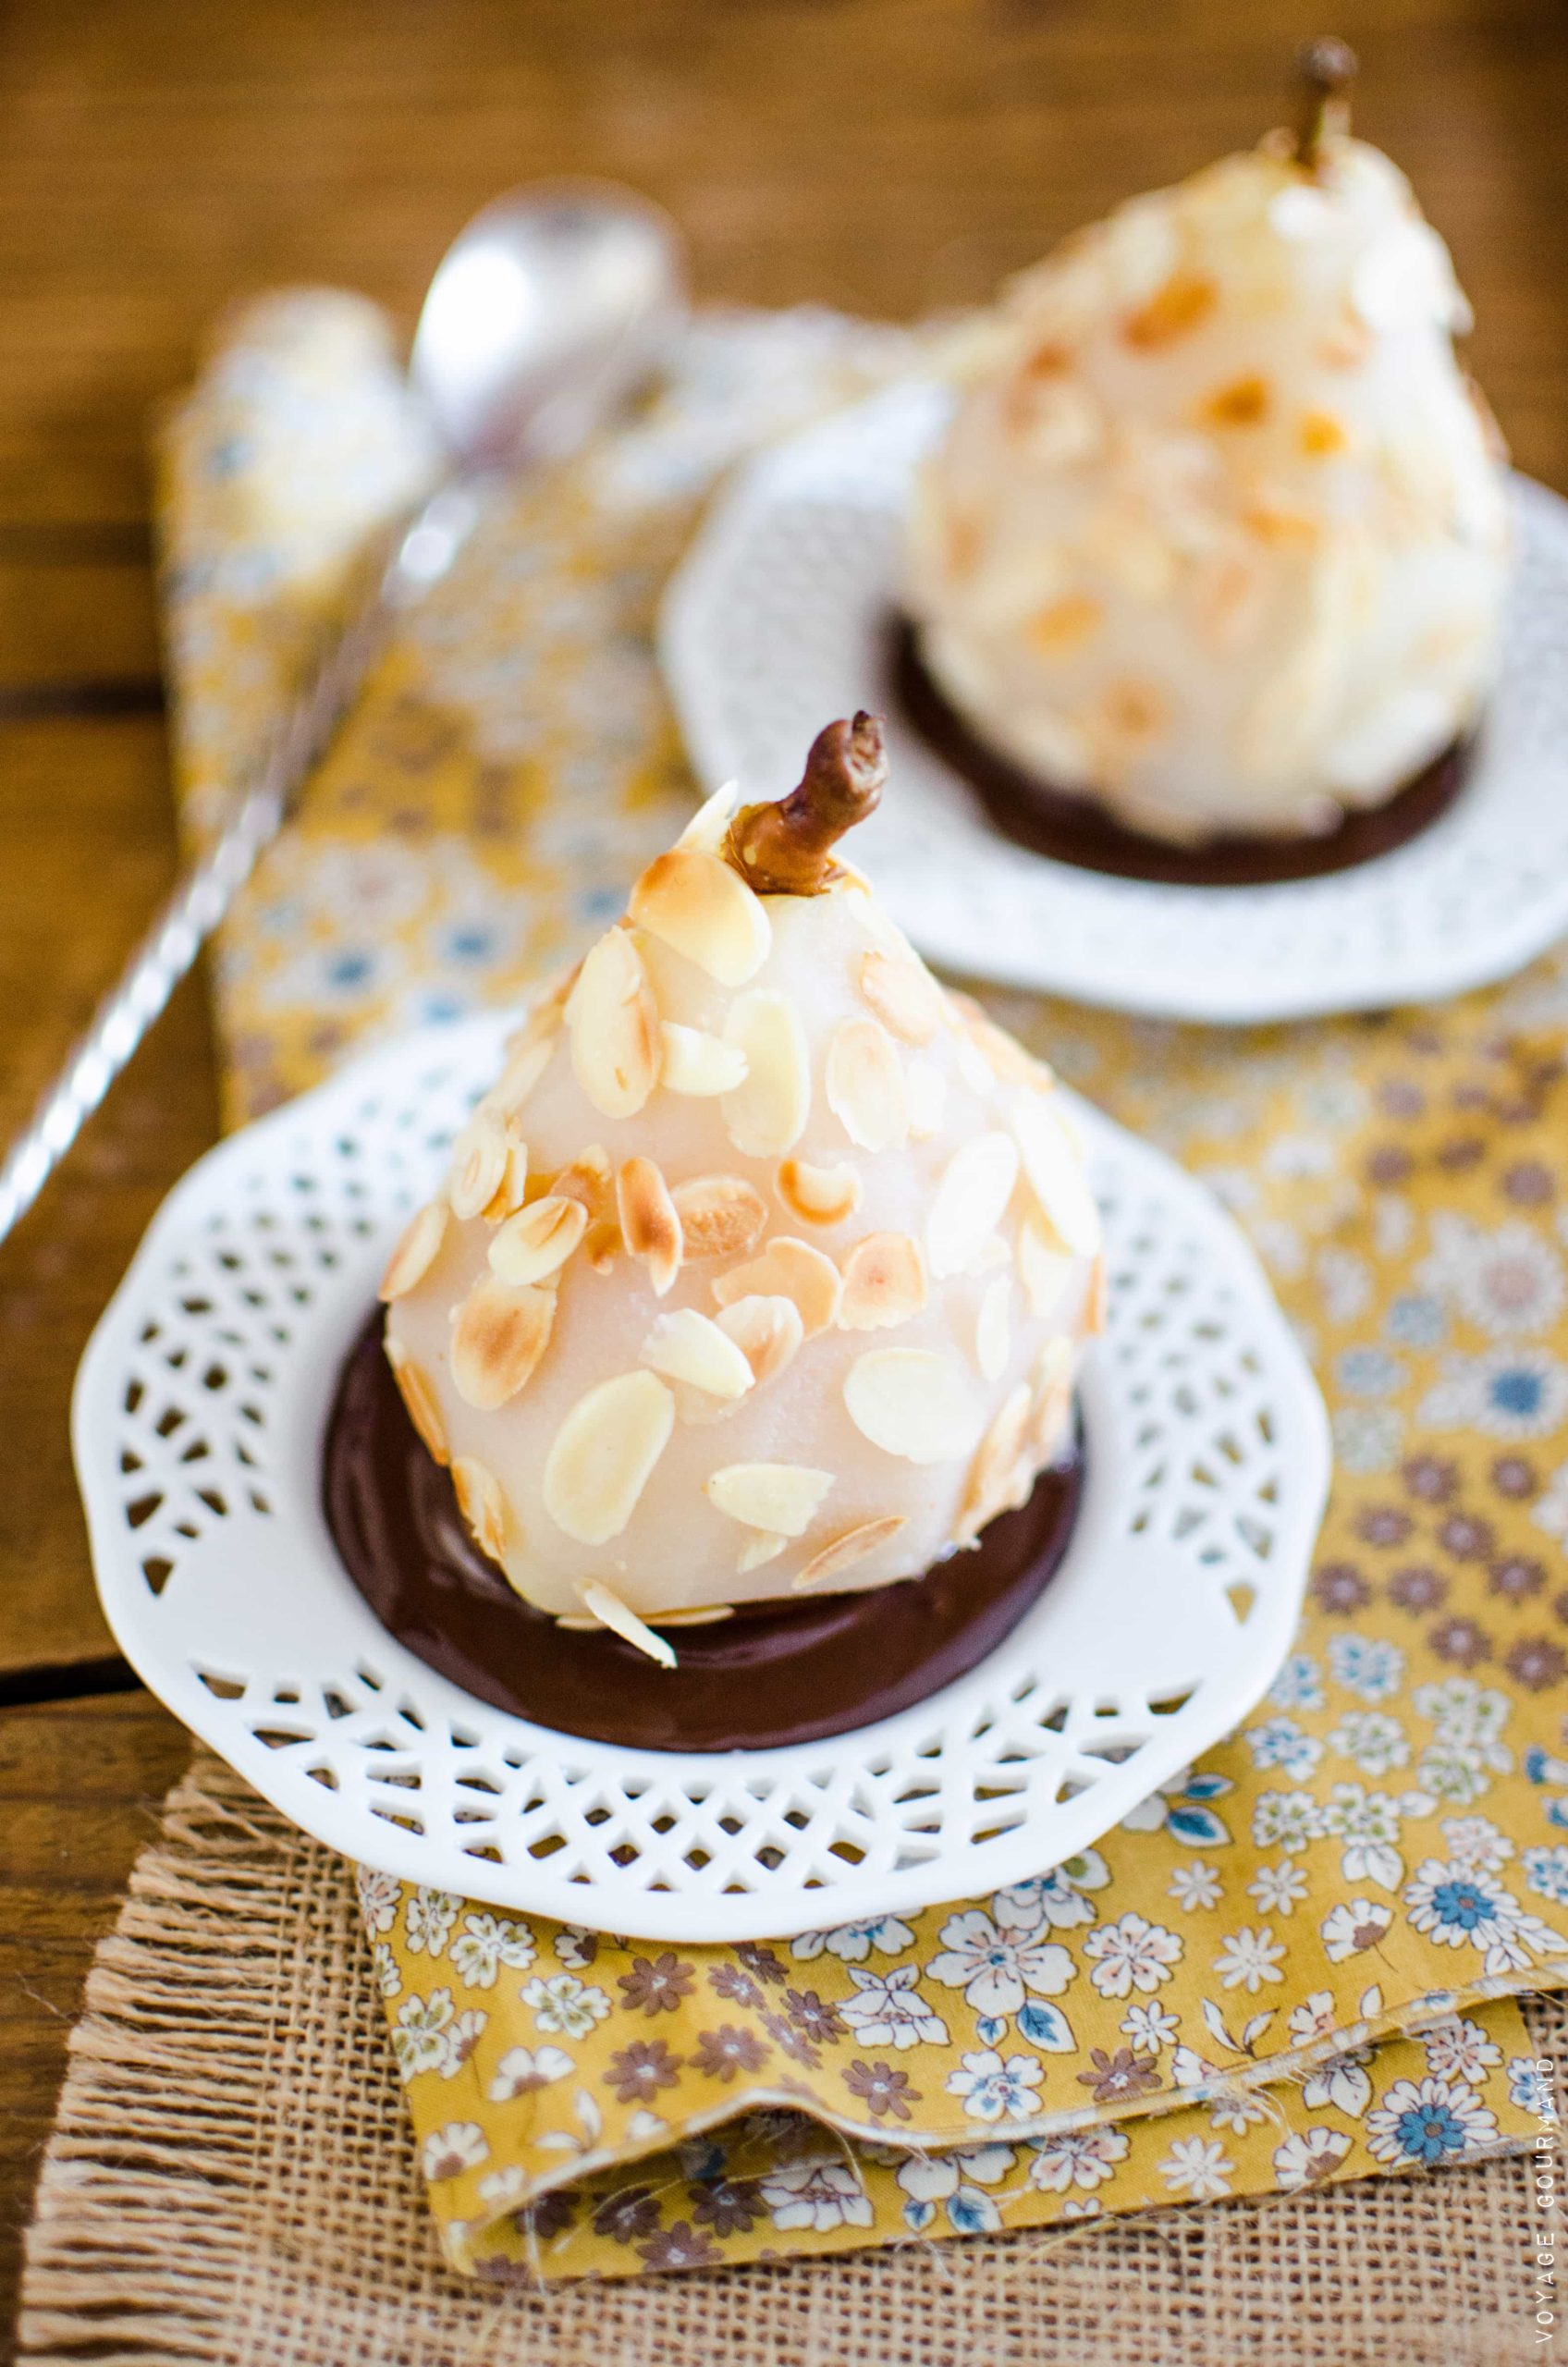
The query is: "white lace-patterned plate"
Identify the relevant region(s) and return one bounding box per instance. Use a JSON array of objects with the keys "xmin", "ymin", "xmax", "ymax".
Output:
[
  {"xmin": 661, "ymin": 377, "xmax": 1568, "ymax": 1024},
  {"xmin": 75, "ymin": 1010, "xmax": 1328, "ymax": 1943}
]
